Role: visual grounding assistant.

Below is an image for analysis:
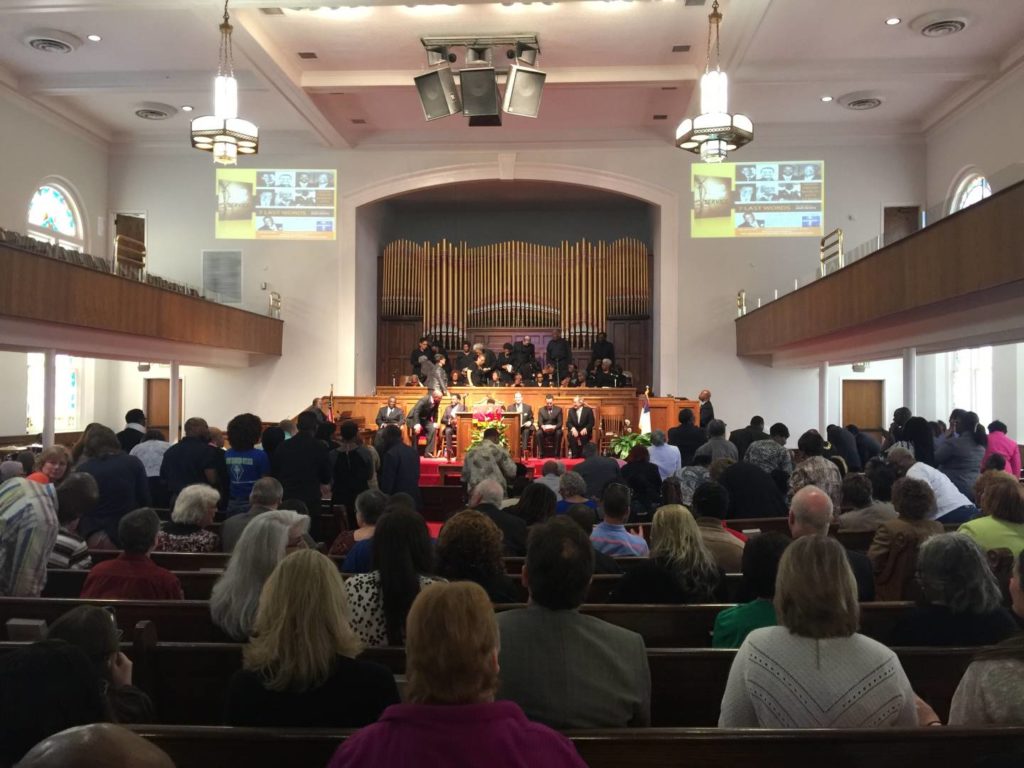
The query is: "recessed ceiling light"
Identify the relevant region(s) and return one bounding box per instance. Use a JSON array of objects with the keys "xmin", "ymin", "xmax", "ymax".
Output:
[
  {"xmin": 180, "ymin": 105, "xmax": 194, "ymax": 112},
  {"xmin": 671, "ymin": 44, "xmax": 691, "ymax": 53},
  {"xmin": 87, "ymin": 33, "xmax": 102, "ymax": 42},
  {"xmin": 820, "ymin": 95, "xmax": 833, "ymax": 102},
  {"xmin": 885, "ymin": 17, "xmax": 901, "ymax": 26}
]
